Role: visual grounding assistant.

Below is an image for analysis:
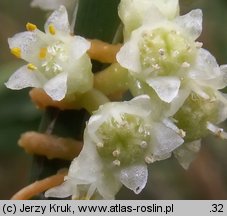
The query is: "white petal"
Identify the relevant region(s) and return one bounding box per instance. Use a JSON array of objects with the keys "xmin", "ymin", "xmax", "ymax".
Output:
[
  {"xmin": 8, "ymin": 31, "xmax": 43, "ymax": 63},
  {"xmin": 192, "ymin": 49, "xmax": 220, "ymax": 78},
  {"xmin": 31, "ymin": 0, "xmax": 73, "ymax": 11},
  {"xmin": 166, "ymin": 88, "xmax": 191, "ymax": 116},
  {"xmin": 138, "ymin": 6, "xmax": 165, "ymax": 26},
  {"xmin": 162, "ymin": 118, "xmax": 180, "ymax": 134},
  {"xmin": 45, "ymin": 180, "xmax": 73, "ymax": 198},
  {"xmin": 67, "ymin": 54, "xmax": 93, "ymax": 94},
  {"xmin": 152, "ymin": 122, "xmax": 184, "ymax": 157},
  {"xmin": 130, "ymin": 94, "xmax": 152, "ymax": 113},
  {"xmin": 119, "ymin": 164, "xmax": 148, "ymax": 194},
  {"xmin": 44, "ymin": 72, "xmax": 68, "ymax": 101},
  {"xmin": 96, "ymin": 173, "xmax": 122, "ymax": 200},
  {"xmin": 116, "ymin": 38, "xmax": 141, "ymax": 72},
  {"xmin": 174, "ymin": 140, "xmax": 201, "ymax": 169},
  {"xmin": 190, "ymin": 49, "xmax": 225, "ymax": 88},
  {"xmin": 68, "ymin": 132, "xmax": 103, "ymax": 182},
  {"xmin": 175, "ymin": 9, "xmax": 202, "ymax": 40},
  {"xmin": 5, "ymin": 65, "xmax": 44, "ymax": 89},
  {"xmin": 151, "ymin": 0, "xmax": 179, "ymax": 19},
  {"xmin": 118, "ymin": 0, "xmax": 168, "ymax": 38},
  {"xmin": 70, "ymin": 36, "xmax": 91, "ymax": 59},
  {"xmin": 45, "ymin": 5, "xmax": 70, "ymax": 34},
  {"xmin": 146, "ymin": 76, "xmax": 181, "ymax": 103}
]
